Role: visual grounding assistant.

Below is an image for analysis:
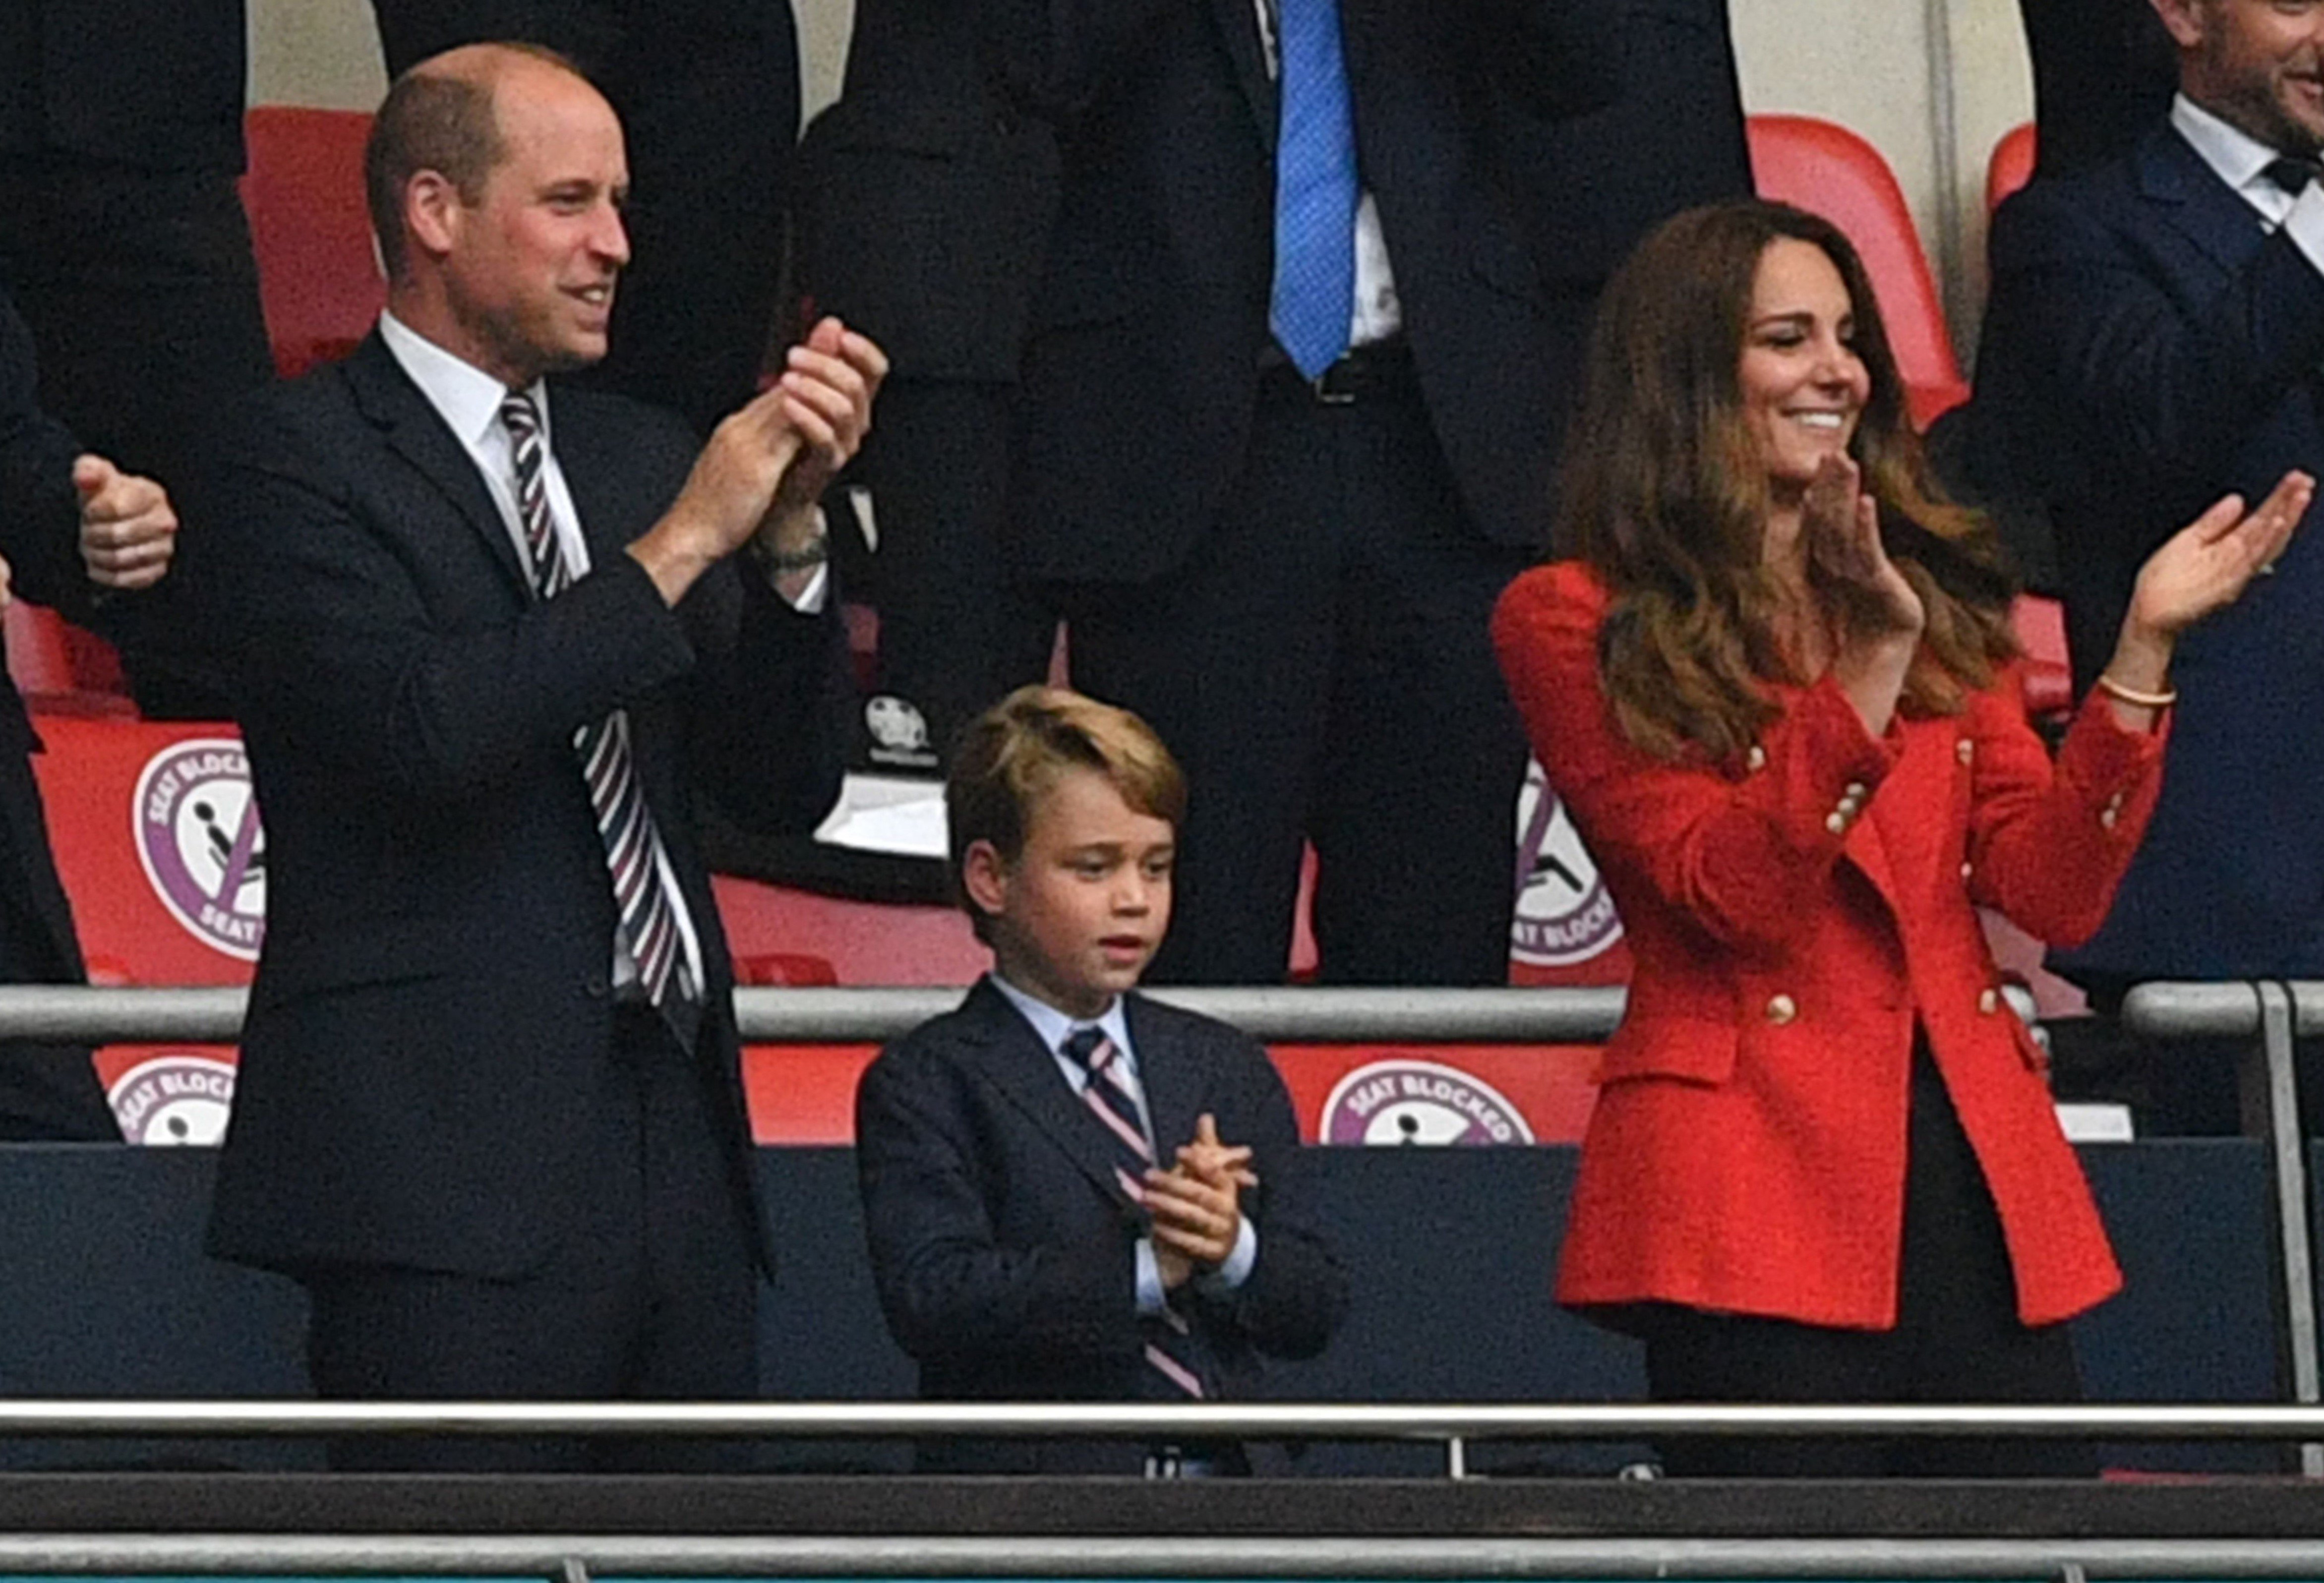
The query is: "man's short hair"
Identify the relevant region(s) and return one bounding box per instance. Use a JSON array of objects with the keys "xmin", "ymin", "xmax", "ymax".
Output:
[
  {"xmin": 363, "ymin": 42, "xmax": 588, "ymax": 281},
  {"xmin": 947, "ymin": 686, "xmax": 1188, "ymax": 940}
]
